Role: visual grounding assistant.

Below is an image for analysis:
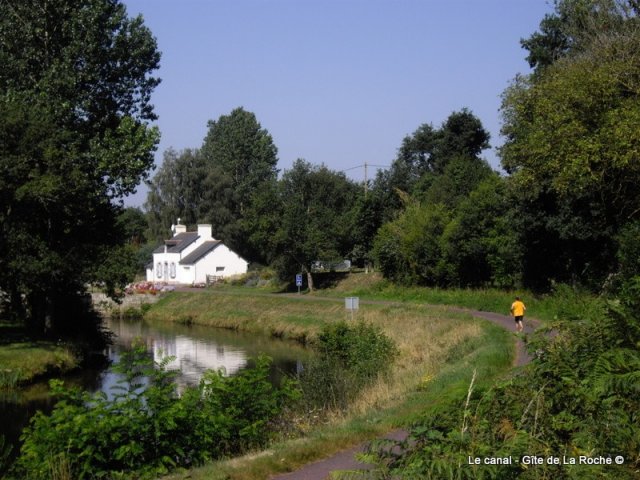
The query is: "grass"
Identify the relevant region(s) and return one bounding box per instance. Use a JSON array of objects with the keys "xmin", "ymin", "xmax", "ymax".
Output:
[
  {"xmin": 148, "ymin": 286, "xmax": 515, "ymax": 480},
  {"xmin": 0, "ymin": 342, "xmax": 78, "ymax": 388},
  {"xmin": 146, "ymin": 291, "xmax": 347, "ymax": 344},
  {"xmin": 310, "ymin": 272, "xmax": 601, "ymax": 324}
]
